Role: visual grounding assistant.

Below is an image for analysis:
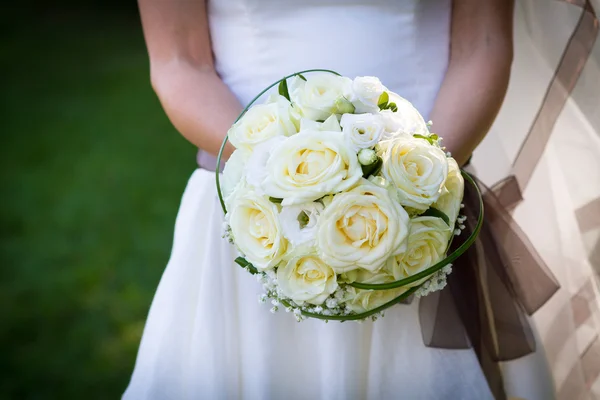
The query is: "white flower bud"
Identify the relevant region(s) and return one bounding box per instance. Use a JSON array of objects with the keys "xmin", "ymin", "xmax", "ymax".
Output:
[
  {"xmin": 358, "ymin": 148, "xmax": 378, "ymax": 166},
  {"xmin": 333, "ymin": 96, "xmax": 356, "ymax": 114}
]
